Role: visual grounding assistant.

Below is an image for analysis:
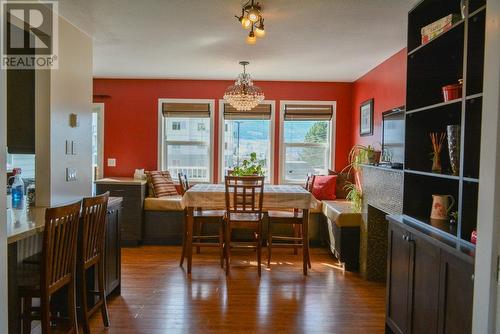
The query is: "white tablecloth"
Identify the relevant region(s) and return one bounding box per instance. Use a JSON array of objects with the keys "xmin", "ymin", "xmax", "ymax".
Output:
[{"xmin": 182, "ymin": 184, "xmax": 317, "ymax": 210}]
